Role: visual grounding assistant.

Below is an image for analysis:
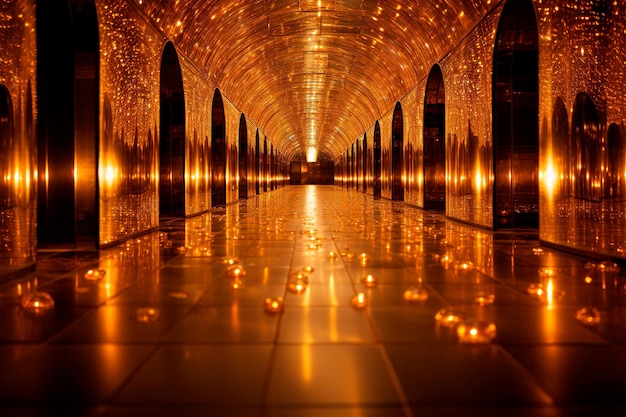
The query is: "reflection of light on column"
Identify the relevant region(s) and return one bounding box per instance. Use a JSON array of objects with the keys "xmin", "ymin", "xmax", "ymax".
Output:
[
  {"xmin": 474, "ymin": 165, "xmax": 483, "ymax": 191},
  {"xmin": 540, "ymin": 157, "xmax": 558, "ymax": 198}
]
